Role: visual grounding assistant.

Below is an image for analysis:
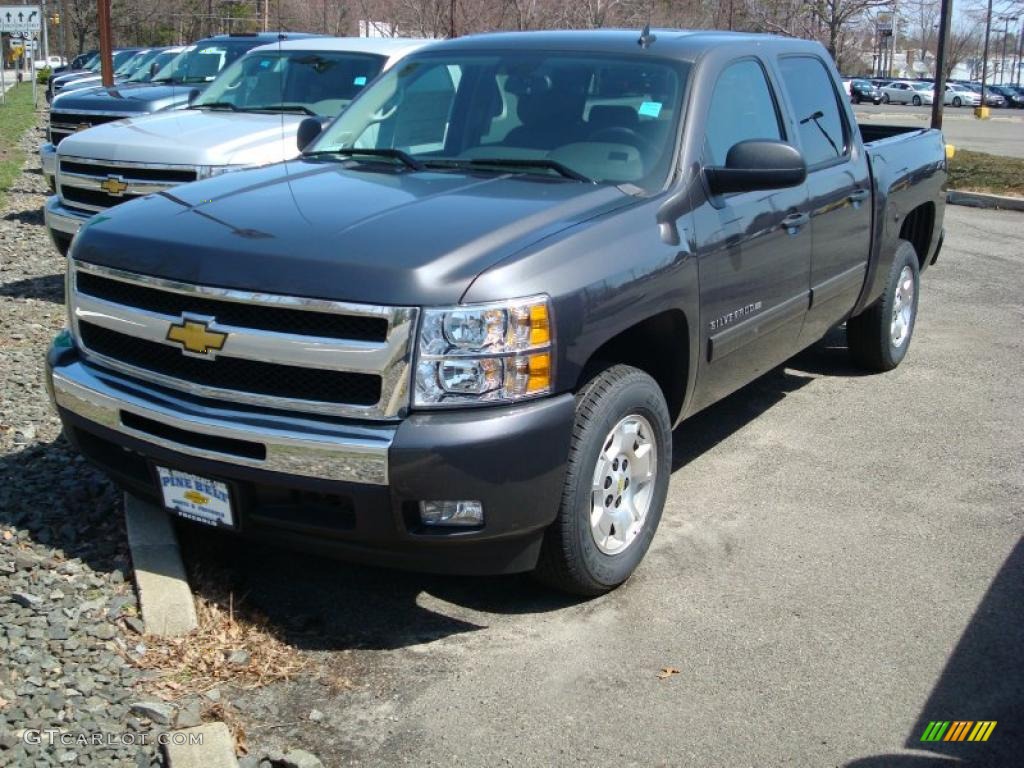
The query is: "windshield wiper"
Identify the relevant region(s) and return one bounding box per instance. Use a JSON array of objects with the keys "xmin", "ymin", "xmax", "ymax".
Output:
[
  {"xmin": 307, "ymin": 148, "xmax": 424, "ymax": 171},
  {"xmin": 247, "ymin": 104, "xmax": 317, "ymax": 116},
  {"xmin": 192, "ymin": 101, "xmax": 238, "ymax": 111},
  {"xmin": 427, "ymin": 157, "xmax": 592, "ymax": 183}
]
